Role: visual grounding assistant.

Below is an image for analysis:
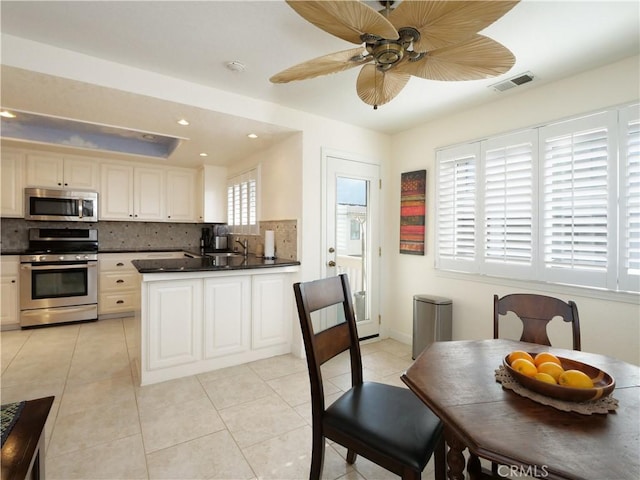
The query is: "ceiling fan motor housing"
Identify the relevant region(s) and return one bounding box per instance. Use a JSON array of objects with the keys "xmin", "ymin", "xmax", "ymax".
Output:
[{"xmin": 372, "ymin": 41, "xmax": 404, "ymax": 69}]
